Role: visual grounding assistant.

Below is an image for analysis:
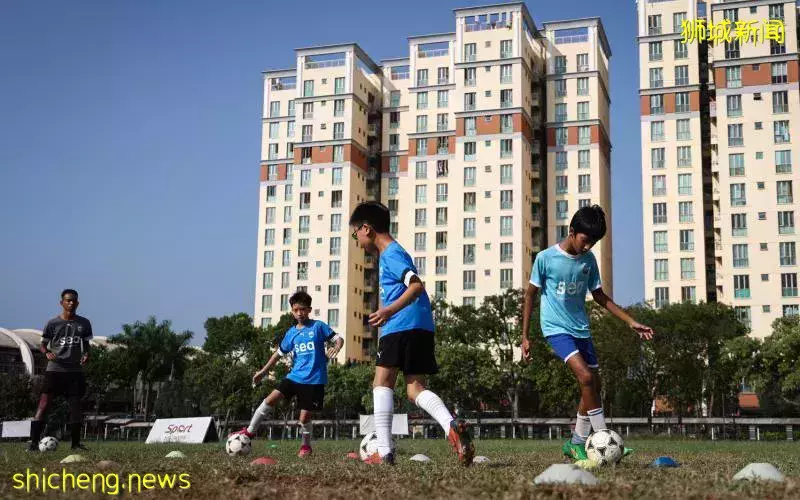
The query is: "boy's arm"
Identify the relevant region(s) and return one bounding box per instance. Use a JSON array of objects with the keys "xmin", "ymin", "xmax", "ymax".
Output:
[
  {"xmin": 520, "ymin": 283, "xmax": 539, "ymax": 361},
  {"xmin": 368, "ymin": 276, "xmax": 425, "ymax": 327},
  {"xmin": 326, "ymin": 335, "xmax": 345, "ymax": 359},
  {"xmin": 591, "ymin": 288, "xmax": 654, "ymax": 340},
  {"xmin": 253, "ymin": 349, "xmax": 284, "ymax": 386}
]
